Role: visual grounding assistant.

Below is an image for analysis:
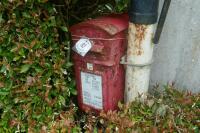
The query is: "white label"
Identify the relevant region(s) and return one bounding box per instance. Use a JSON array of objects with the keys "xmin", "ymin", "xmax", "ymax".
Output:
[
  {"xmin": 87, "ymin": 63, "xmax": 93, "ymax": 71},
  {"xmin": 73, "ymin": 38, "xmax": 92, "ymax": 56},
  {"xmin": 81, "ymin": 72, "xmax": 103, "ymax": 109}
]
